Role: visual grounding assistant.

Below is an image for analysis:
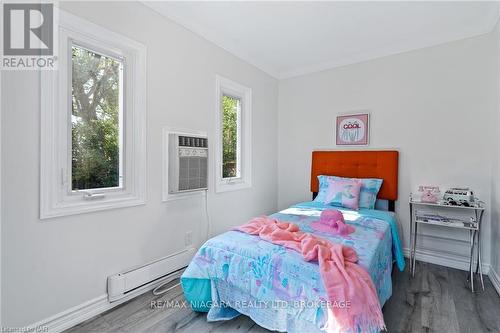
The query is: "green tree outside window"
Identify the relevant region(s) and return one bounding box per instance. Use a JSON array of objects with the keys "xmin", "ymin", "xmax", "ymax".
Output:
[
  {"xmin": 222, "ymin": 95, "xmax": 240, "ymax": 178},
  {"xmin": 71, "ymin": 46, "xmax": 122, "ymax": 190}
]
